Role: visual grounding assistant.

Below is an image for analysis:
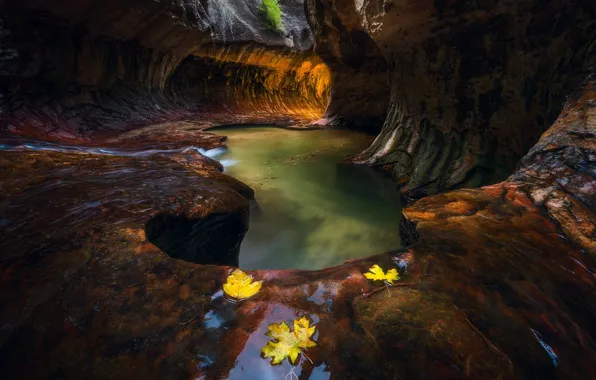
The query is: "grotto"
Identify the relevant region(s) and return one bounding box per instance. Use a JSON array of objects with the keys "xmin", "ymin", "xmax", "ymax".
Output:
[{"xmin": 0, "ymin": 0, "xmax": 595, "ymax": 378}]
